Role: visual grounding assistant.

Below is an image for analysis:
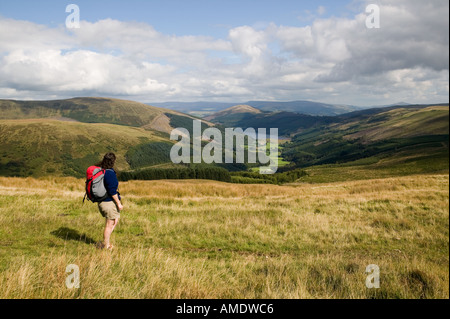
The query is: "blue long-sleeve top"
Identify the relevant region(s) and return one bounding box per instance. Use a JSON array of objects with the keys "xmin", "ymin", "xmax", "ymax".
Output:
[{"xmin": 103, "ymin": 169, "xmax": 121, "ymax": 202}]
